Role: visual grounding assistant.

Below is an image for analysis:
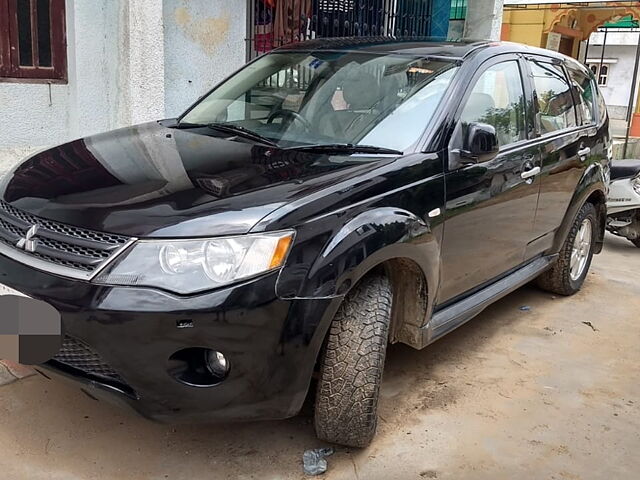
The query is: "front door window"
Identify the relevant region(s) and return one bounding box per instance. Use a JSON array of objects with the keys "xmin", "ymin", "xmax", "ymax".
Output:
[{"xmin": 459, "ymin": 61, "xmax": 527, "ymax": 150}]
